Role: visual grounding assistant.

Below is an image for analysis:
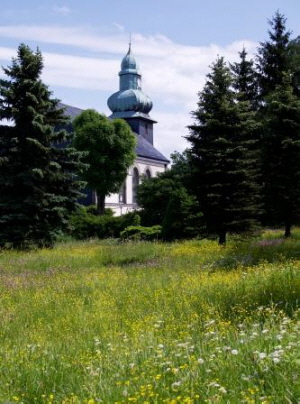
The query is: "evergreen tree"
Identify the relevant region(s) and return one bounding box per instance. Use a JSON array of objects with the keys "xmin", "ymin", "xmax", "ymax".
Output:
[
  {"xmin": 187, "ymin": 57, "xmax": 261, "ymax": 245},
  {"xmin": 137, "ymin": 150, "xmax": 203, "ymax": 239},
  {"xmin": 288, "ymin": 35, "xmax": 300, "ymax": 96},
  {"xmin": 262, "ymin": 75, "xmax": 300, "ymax": 237},
  {"xmin": 73, "ymin": 109, "xmax": 136, "ymax": 215},
  {"xmin": 230, "ymin": 47, "xmax": 258, "ymax": 109},
  {"xmin": 256, "ymin": 11, "xmax": 291, "ymax": 99},
  {"xmin": 0, "ymin": 44, "xmax": 84, "ymax": 248}
]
